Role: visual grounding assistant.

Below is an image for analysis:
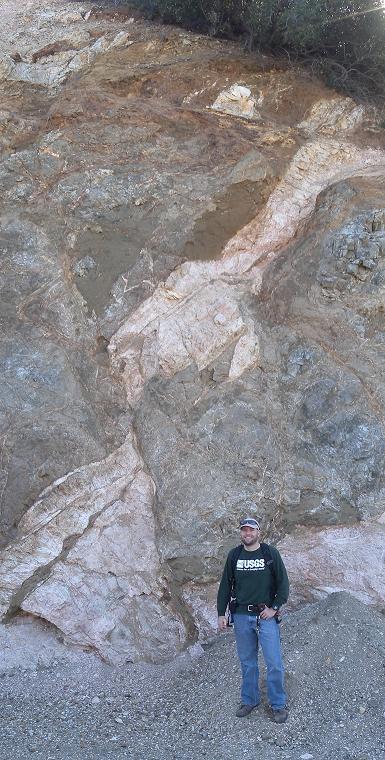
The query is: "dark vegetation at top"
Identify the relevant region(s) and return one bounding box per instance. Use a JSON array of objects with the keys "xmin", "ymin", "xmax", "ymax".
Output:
[{"xmin": 125, "ymin": 0, "xmax": 385, "ymax": 104}]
